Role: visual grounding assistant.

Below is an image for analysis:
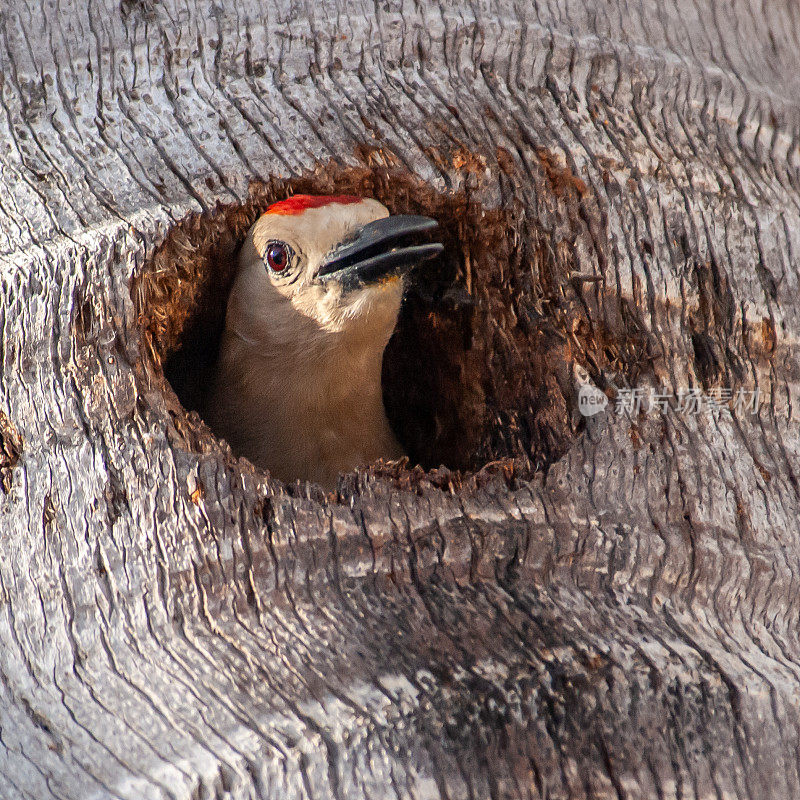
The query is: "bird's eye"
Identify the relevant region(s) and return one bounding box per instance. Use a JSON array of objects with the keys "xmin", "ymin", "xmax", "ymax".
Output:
[{"xmin": 265, "ymin": 241, "xmax": 291, "ymax": 273}]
